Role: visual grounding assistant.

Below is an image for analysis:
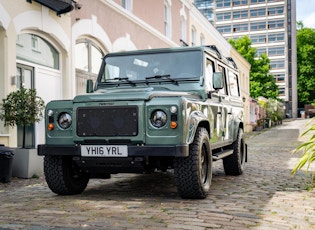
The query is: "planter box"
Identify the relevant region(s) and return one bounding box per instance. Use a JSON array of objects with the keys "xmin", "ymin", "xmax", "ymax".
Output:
[{"xmin": 12, "ymin": 148, "xmax": 44, "ymax": 179}]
